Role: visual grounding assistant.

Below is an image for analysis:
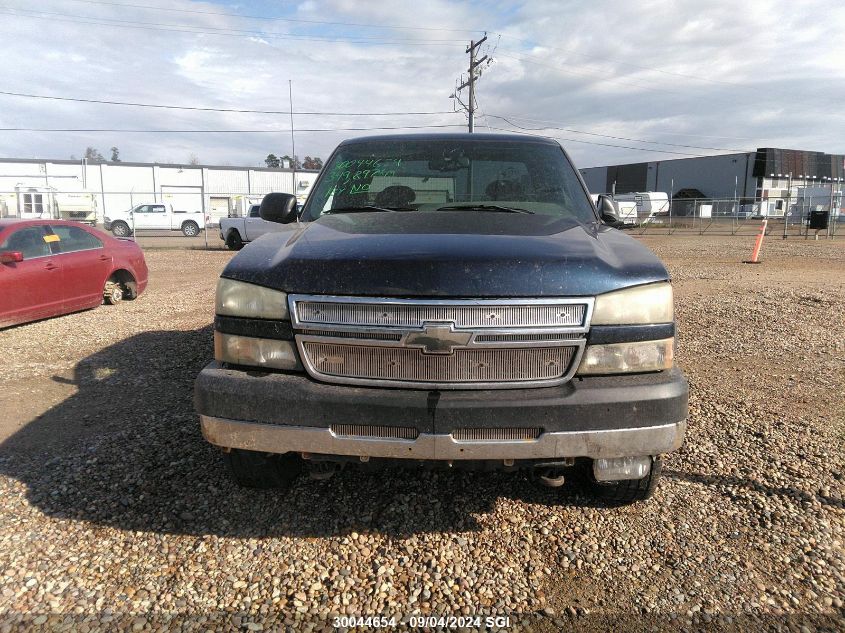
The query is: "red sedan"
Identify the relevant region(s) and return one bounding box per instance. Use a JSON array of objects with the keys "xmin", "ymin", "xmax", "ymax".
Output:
[{"xmin": 0, "ymin": 219, "xmax": 148, "ymax": 328}]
